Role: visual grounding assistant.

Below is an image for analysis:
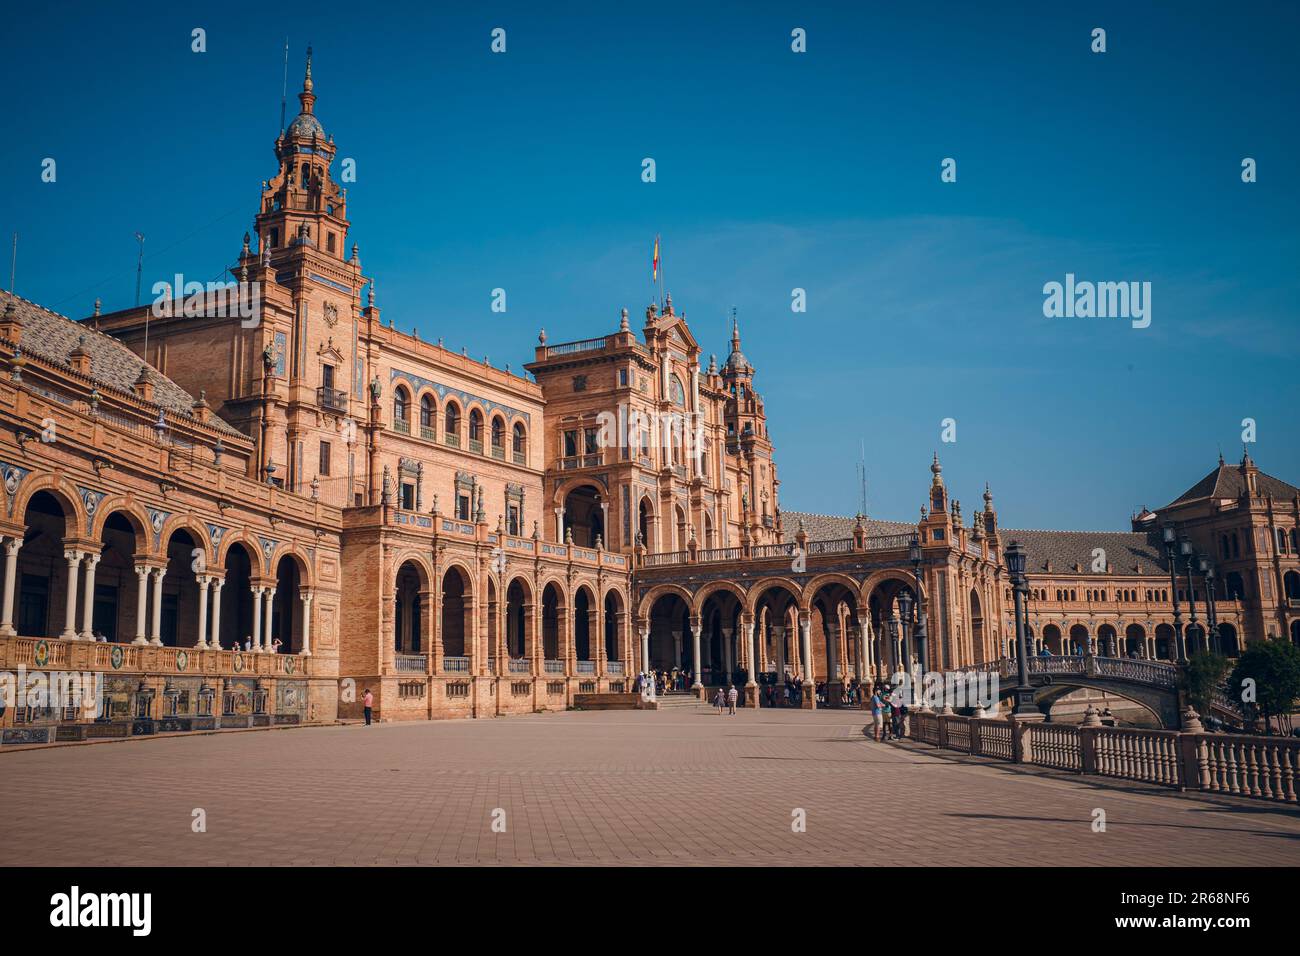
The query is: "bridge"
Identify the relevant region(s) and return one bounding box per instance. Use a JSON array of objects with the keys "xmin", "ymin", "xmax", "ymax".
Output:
[{"xmin": 957, "ymin": 654, "xmax": 1243, "ymax": 730}]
